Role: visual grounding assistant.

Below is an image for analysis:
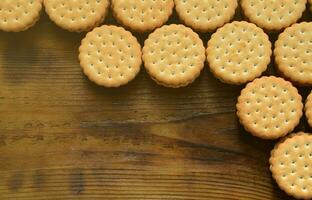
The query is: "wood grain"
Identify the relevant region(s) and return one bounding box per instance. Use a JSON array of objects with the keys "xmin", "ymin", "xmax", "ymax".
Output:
[{"xmin": 0, "ymin": 5, "xmax": 311, "ymax": 200}]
